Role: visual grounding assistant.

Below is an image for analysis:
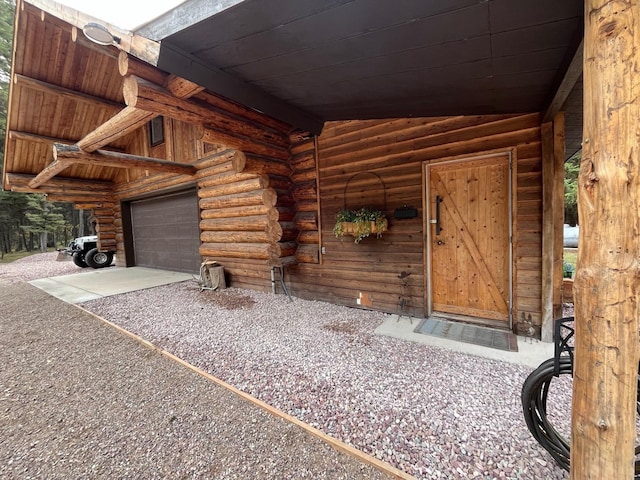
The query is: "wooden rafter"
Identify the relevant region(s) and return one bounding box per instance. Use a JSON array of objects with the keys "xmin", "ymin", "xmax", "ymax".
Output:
[
  {"xmin": 26, "ymin": 0, "xmax": 160, "ymax": 65},
  {"xmin": 75, "ymin": 54, "xmax": 204, "ymax": 153},
  {"xmin": 27, "ymin": 159, "xmax": 73, "ymax": 188},
  {"xmin": 13, "ymin": 74, "xmax": 122, "ymax": 110},
  {"xmin": 53, "ymin": 144, "xmax": 197, "ymax": 175},
  {"xmin": 76, "ymin": 106, "xmax": 155, "ymax": 152},
  {"xmin": 8, "ymin": 130, "xmax": 125, "ymax": 152},
  {"xmin": 7, "ymin": 173, "xmax": 114, "ymax": 200},
  {"xmin": 9, "ymin": 130, "xmax": 76, "ymax": 145}
]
